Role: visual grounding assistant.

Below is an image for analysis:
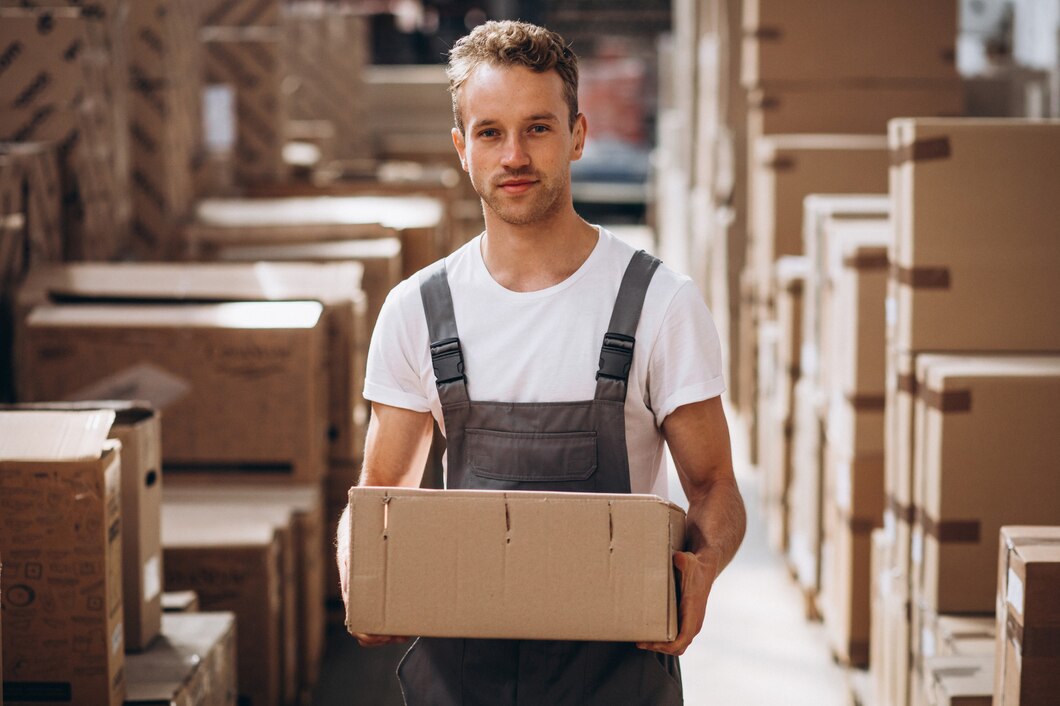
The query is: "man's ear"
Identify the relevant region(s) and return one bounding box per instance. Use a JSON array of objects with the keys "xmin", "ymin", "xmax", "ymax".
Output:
[
  {"xmin": 452, "ymin": 127, "xmax": 468, "ymax": 172},
  {"xmin": 570, "ymin": 113, "xmax": 588, "ymax": 162}
]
